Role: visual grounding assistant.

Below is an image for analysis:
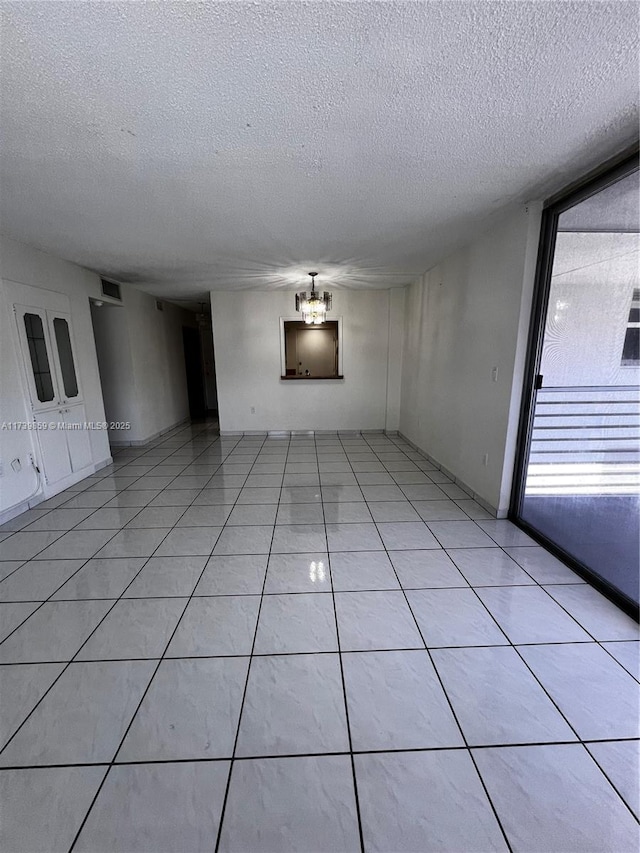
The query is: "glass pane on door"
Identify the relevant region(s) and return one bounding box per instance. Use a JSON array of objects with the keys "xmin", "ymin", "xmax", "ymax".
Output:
[
  {"xmin": 24, "ymin": 313, "xmax": 55, "ymax": 402},
  {"xmin": 53, "ymin": 317, "xmax": 79, "ymax": 398},
  {"xmin": 519, "ymin": 167, "xmax": 640, "ymax": 608}
]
